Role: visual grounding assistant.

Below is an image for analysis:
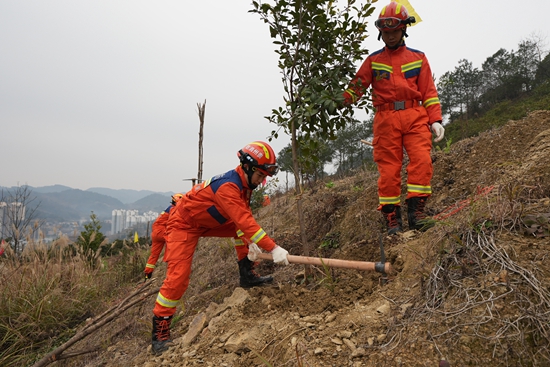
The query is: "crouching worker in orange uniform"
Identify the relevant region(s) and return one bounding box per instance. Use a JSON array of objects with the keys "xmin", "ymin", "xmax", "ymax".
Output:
[
  {"xmin": 150, "ymin": 141, "xmax": 290, "ymax": 355},
  {"xmin": 143, "ymin": 193, "xmax": 184, "ymax": 280},
  {"xmin": 344, "ymin": 1, "xmax": 445, "ymax": 234}
]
